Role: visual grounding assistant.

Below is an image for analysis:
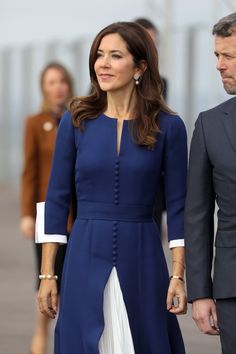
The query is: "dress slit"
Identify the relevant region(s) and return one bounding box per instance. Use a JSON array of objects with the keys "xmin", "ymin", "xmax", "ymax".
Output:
[
  {"xmin": 116, "ymin": 119, "xmax": 124, "ymax": 157},
  {"xmin": 98, "ymin": 267, "xmax": 135, "ymax": 354}
]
